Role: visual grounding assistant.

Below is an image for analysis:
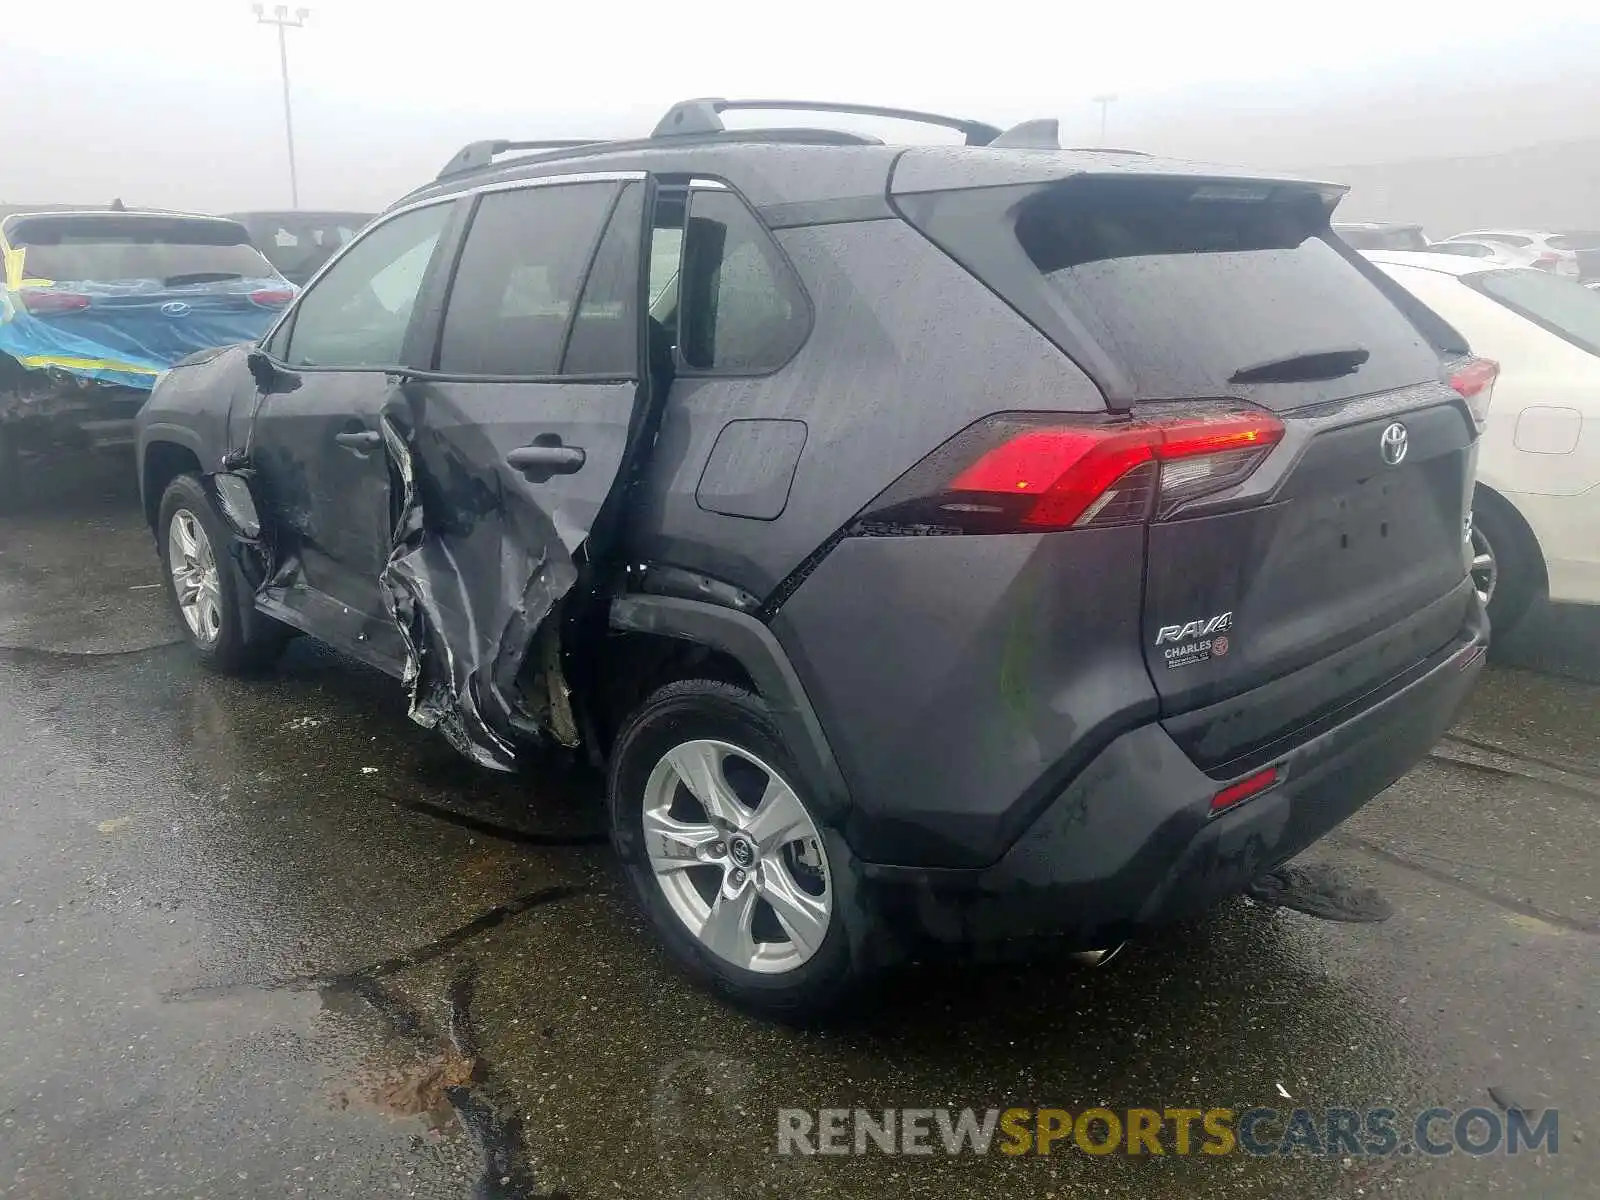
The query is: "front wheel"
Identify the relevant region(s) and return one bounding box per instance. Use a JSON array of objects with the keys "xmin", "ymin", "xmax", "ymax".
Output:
[
  {"xmin": 608, "ymin": 679, "xmax": 862, "ymax": 1017},
  {"xmin": 157, "ymin": 473, "xmax": 287, "ymax": 672}
]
